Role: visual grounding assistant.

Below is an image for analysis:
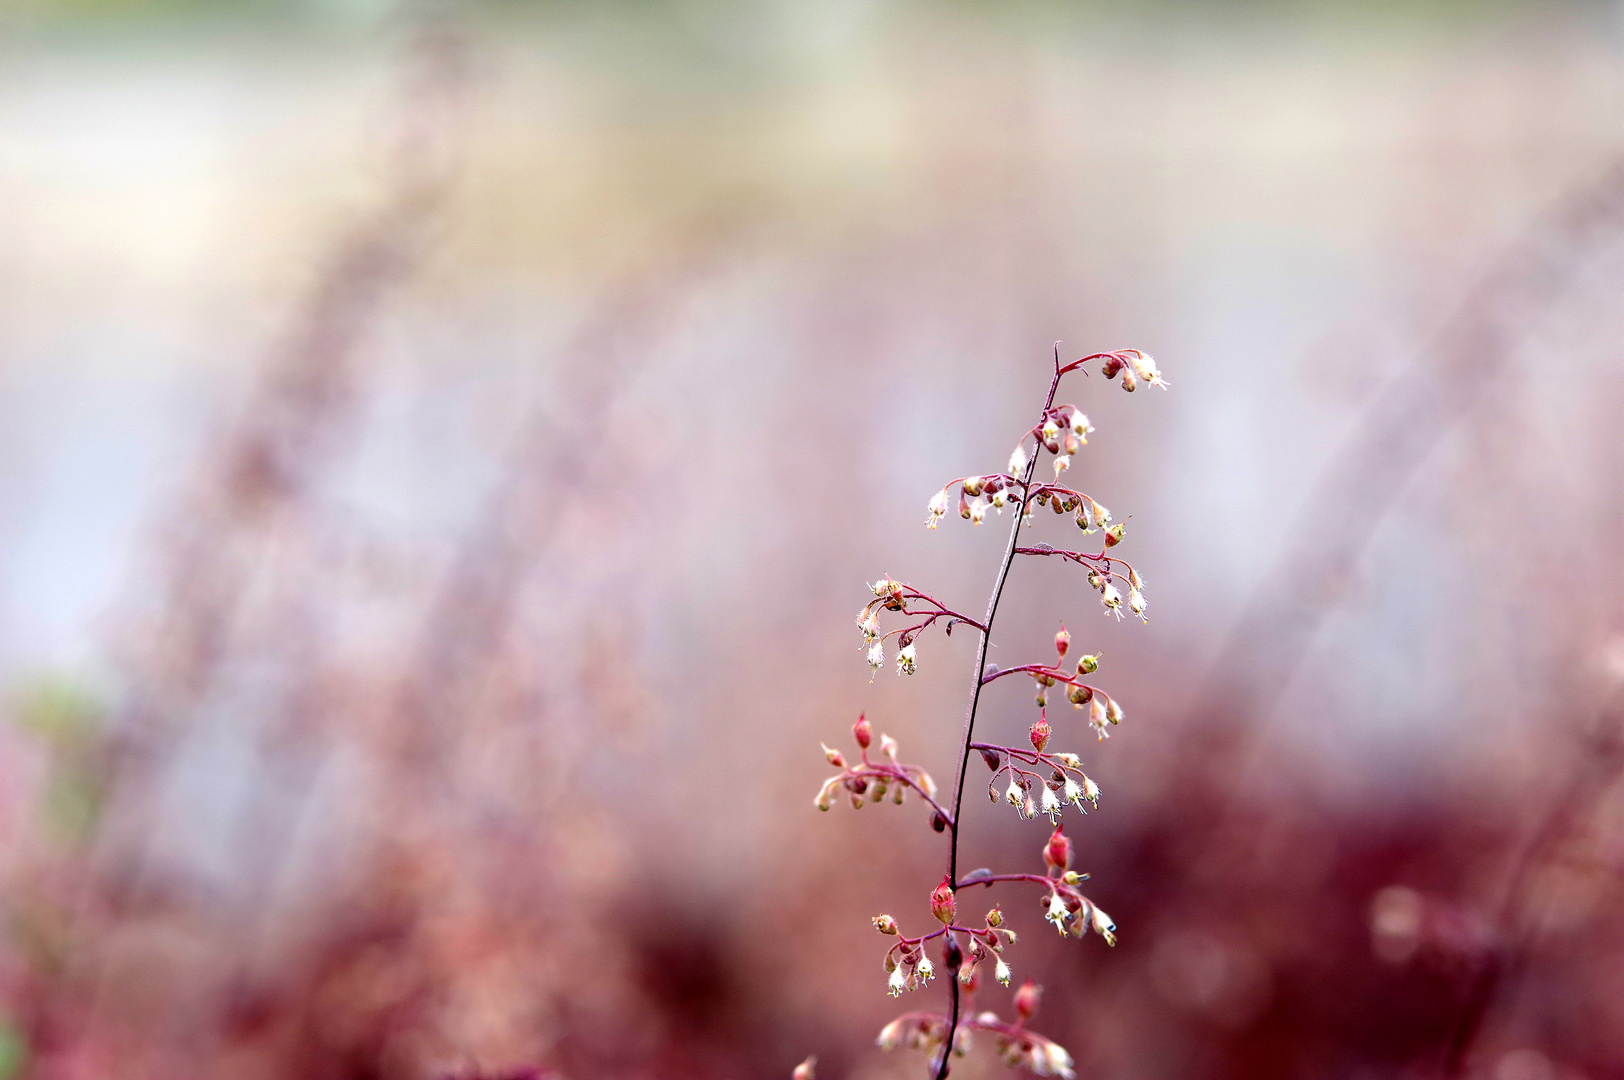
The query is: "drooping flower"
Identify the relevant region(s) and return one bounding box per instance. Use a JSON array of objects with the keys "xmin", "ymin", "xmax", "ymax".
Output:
[
  {"xmin": 1040, "ymin": 786, "xmax": 1062, "ymax": 823},
  {"xmin": 926, "ymin": 489, "xmax": 949, "ymax": 529},
  {"xmin": 1089, "ymin": 903, "xmax": 1117, "ymax": 946},
  {"xmin": 1045, "ymin": 893, "xmax": 1070, "ymax": 934},
  {"xmin": 896, "ymin": 644, "xmax": 917, "ymax": 675},
  {"xmin": 1128, "ymin": 351, "xmax": 1169, "ymax": 390},
  {"xmin": 1008, "ymin": 444, "xmax": 1028, "ymax": 478},
  {"xmin": 887, "ymin": 966, "xmax": 907, "ymax": 996}
]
